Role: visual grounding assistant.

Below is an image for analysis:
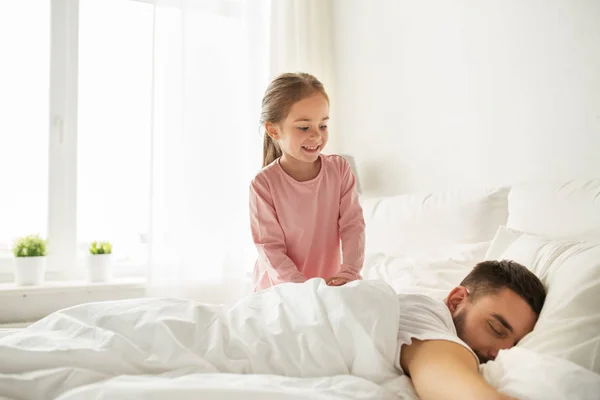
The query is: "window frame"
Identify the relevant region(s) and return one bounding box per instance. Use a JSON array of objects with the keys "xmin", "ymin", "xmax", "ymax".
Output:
[
  {"xmin": 47, "ymin": 0, "xmax": 80, "ymax": 280},
  {"xmin": 0, "ymin": 0, "xmax": 78, "ymax": 280}
]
